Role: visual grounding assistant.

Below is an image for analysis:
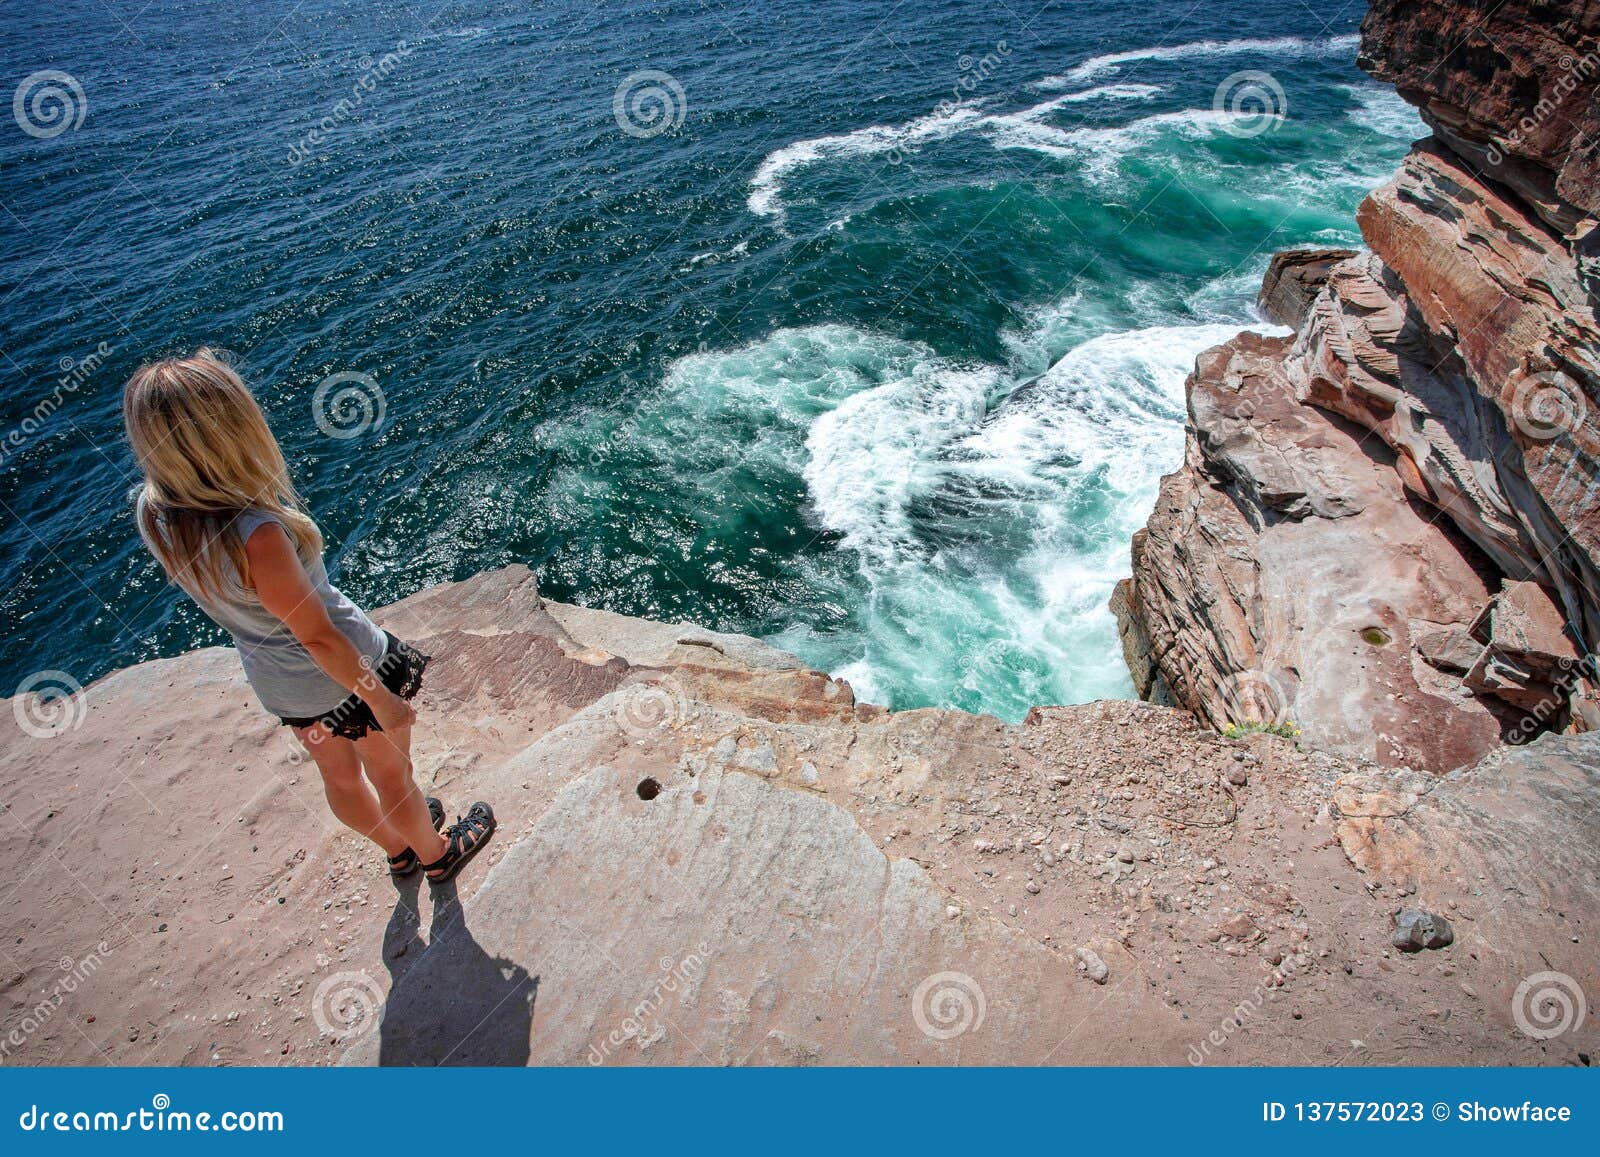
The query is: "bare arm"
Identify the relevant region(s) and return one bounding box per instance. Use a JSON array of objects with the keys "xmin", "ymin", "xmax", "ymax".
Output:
[{"xmin": 244, "ymin": 523, "xmax": 414, "ymax": 729}]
